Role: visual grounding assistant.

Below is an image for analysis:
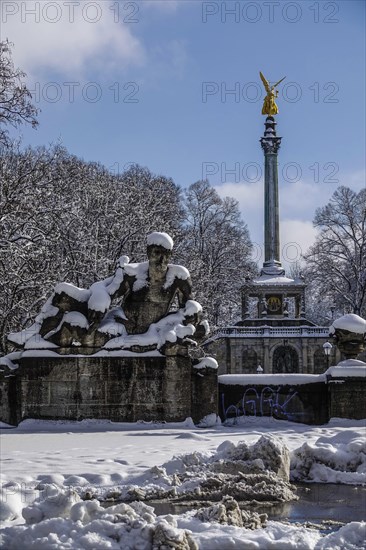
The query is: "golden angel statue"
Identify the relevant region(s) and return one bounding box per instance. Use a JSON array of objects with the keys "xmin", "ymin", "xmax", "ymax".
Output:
[{"xmin": 259, "ymin": 71, "xmax": 286, "ymax": 115}]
